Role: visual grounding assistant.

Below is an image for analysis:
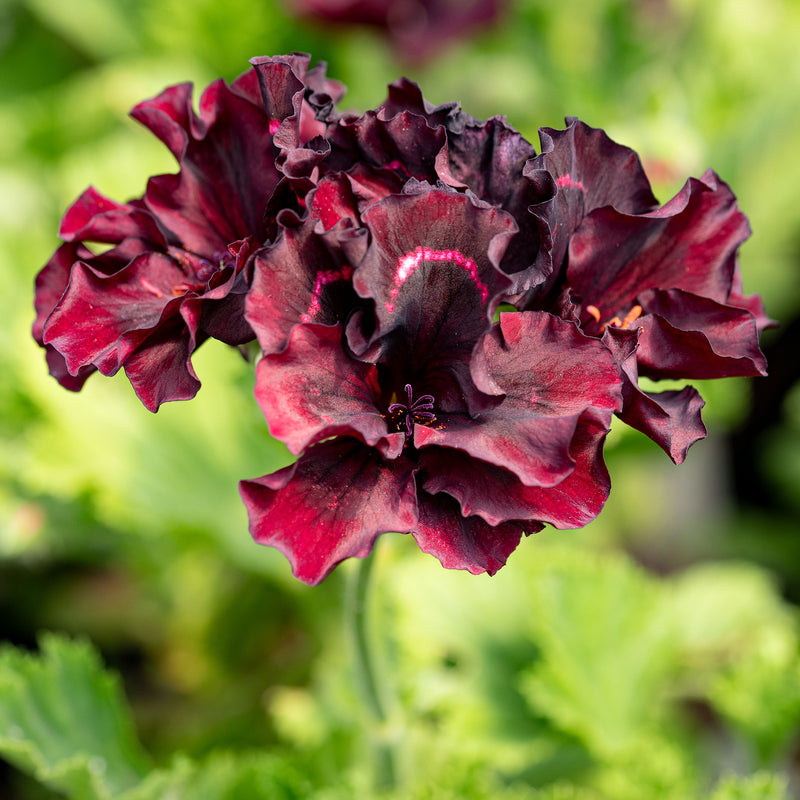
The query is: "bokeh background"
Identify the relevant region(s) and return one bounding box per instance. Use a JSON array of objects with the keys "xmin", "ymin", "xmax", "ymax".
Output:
[{"xmin": 1, "ymin": 0, "xmax": 799, "ymax": 797}]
